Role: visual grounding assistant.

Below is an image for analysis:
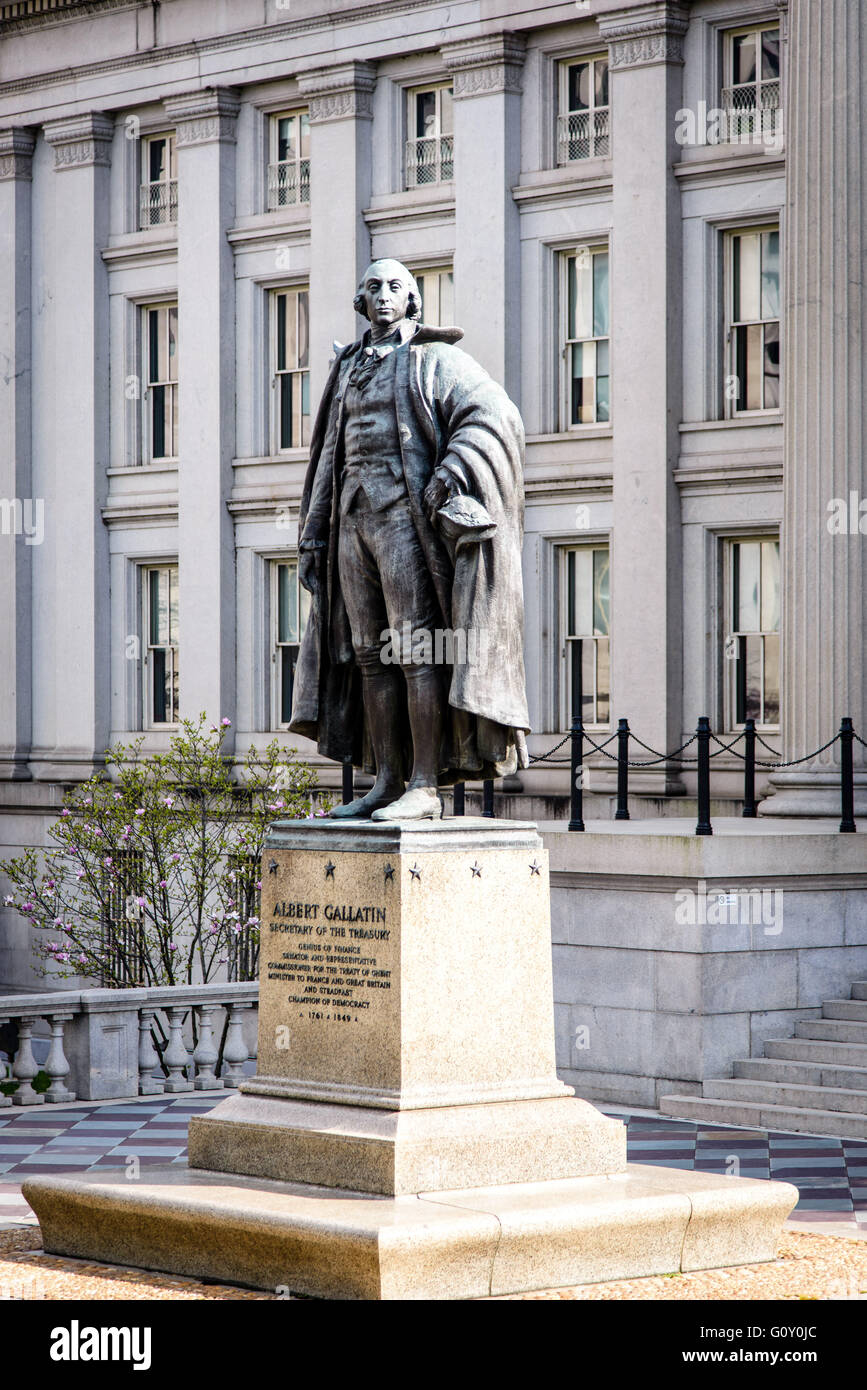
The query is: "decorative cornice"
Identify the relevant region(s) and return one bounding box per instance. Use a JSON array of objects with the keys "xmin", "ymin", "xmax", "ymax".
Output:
[
  {"xmin": 441, "ymin": 32, "xmax": 526, "ymax": 99},
  {"xmin": 297, "ymin": 61, "xmax": 377, "ymax": 124},
  {"xmin": 597, "ymin": 2, "xmax": 689, "ymax": 69},
  {"xmin": 164, "ymin": 87, "xmax": 240, "ymax": 147},
  {"xmin": 43, "ymin": 111, "xmax": 113, "ymax": 169},
  {"xmin": 0, "ymin": 127, "xmax": 35, "ymax": 181}
]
